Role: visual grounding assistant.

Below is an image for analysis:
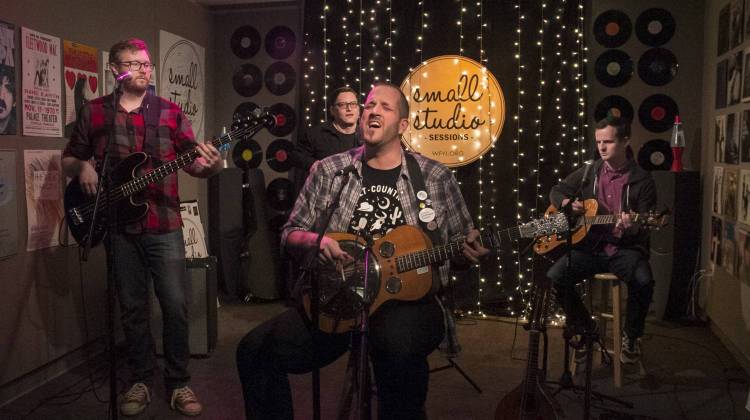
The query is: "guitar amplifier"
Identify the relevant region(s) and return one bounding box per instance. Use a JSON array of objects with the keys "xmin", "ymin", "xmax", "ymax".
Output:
[{"xmin": 151, "ymin": 256, "xmax": 218, "ymax": 356}]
